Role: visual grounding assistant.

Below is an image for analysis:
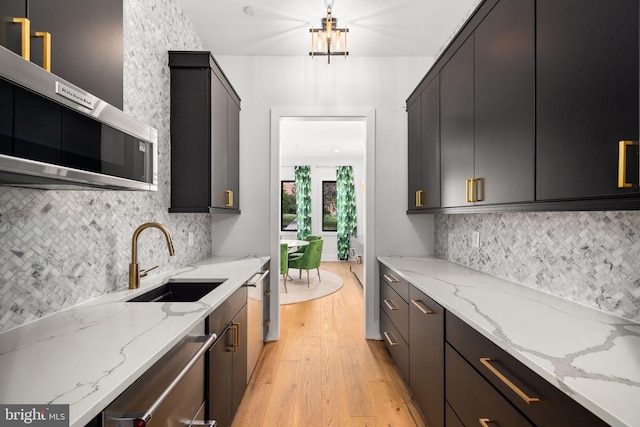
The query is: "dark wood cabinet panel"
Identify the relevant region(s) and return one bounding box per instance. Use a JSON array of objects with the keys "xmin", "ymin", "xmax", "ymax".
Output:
[
  {"xmin": 0, "ymin": 79, "xmax": 14, "ymax": 154},
  {"xmin": 536, "ymin": 0, "xmax": 639, "ymax": 201},
  {"xmin": 169, "ymin": 51, "xmax": 241, "ymax": 213},
  {"xmin": 446, "ymin": 344, "xmax": 535, "ymax": 427},
  {"xmin": 380, "ymin": 309, "xmax": 409, "ymax": 385},
  {"xmin": 474, "ymin": 0, "xmax": 534, "ymax": 205},
  {"xmin": 409, "ymin": 285, "xmax": 444, "ymax": 427},
  {"xmin": 440, "ymin": 35, "xmax": 475, "ymax": 208},
  {"xmin": 407, "ymin": 96, "xmax": 422, "ymax": 209},
  {"xmin": 209, "ymin": 327, "xmax": 234, "ymax": 427},
  {"xmin": 231, "ymin": 305, "xmax": 248, "ymax": 415},
  {"xmin": 0, "ymin": 1, "xmax": 28, "ymax": 57}
]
